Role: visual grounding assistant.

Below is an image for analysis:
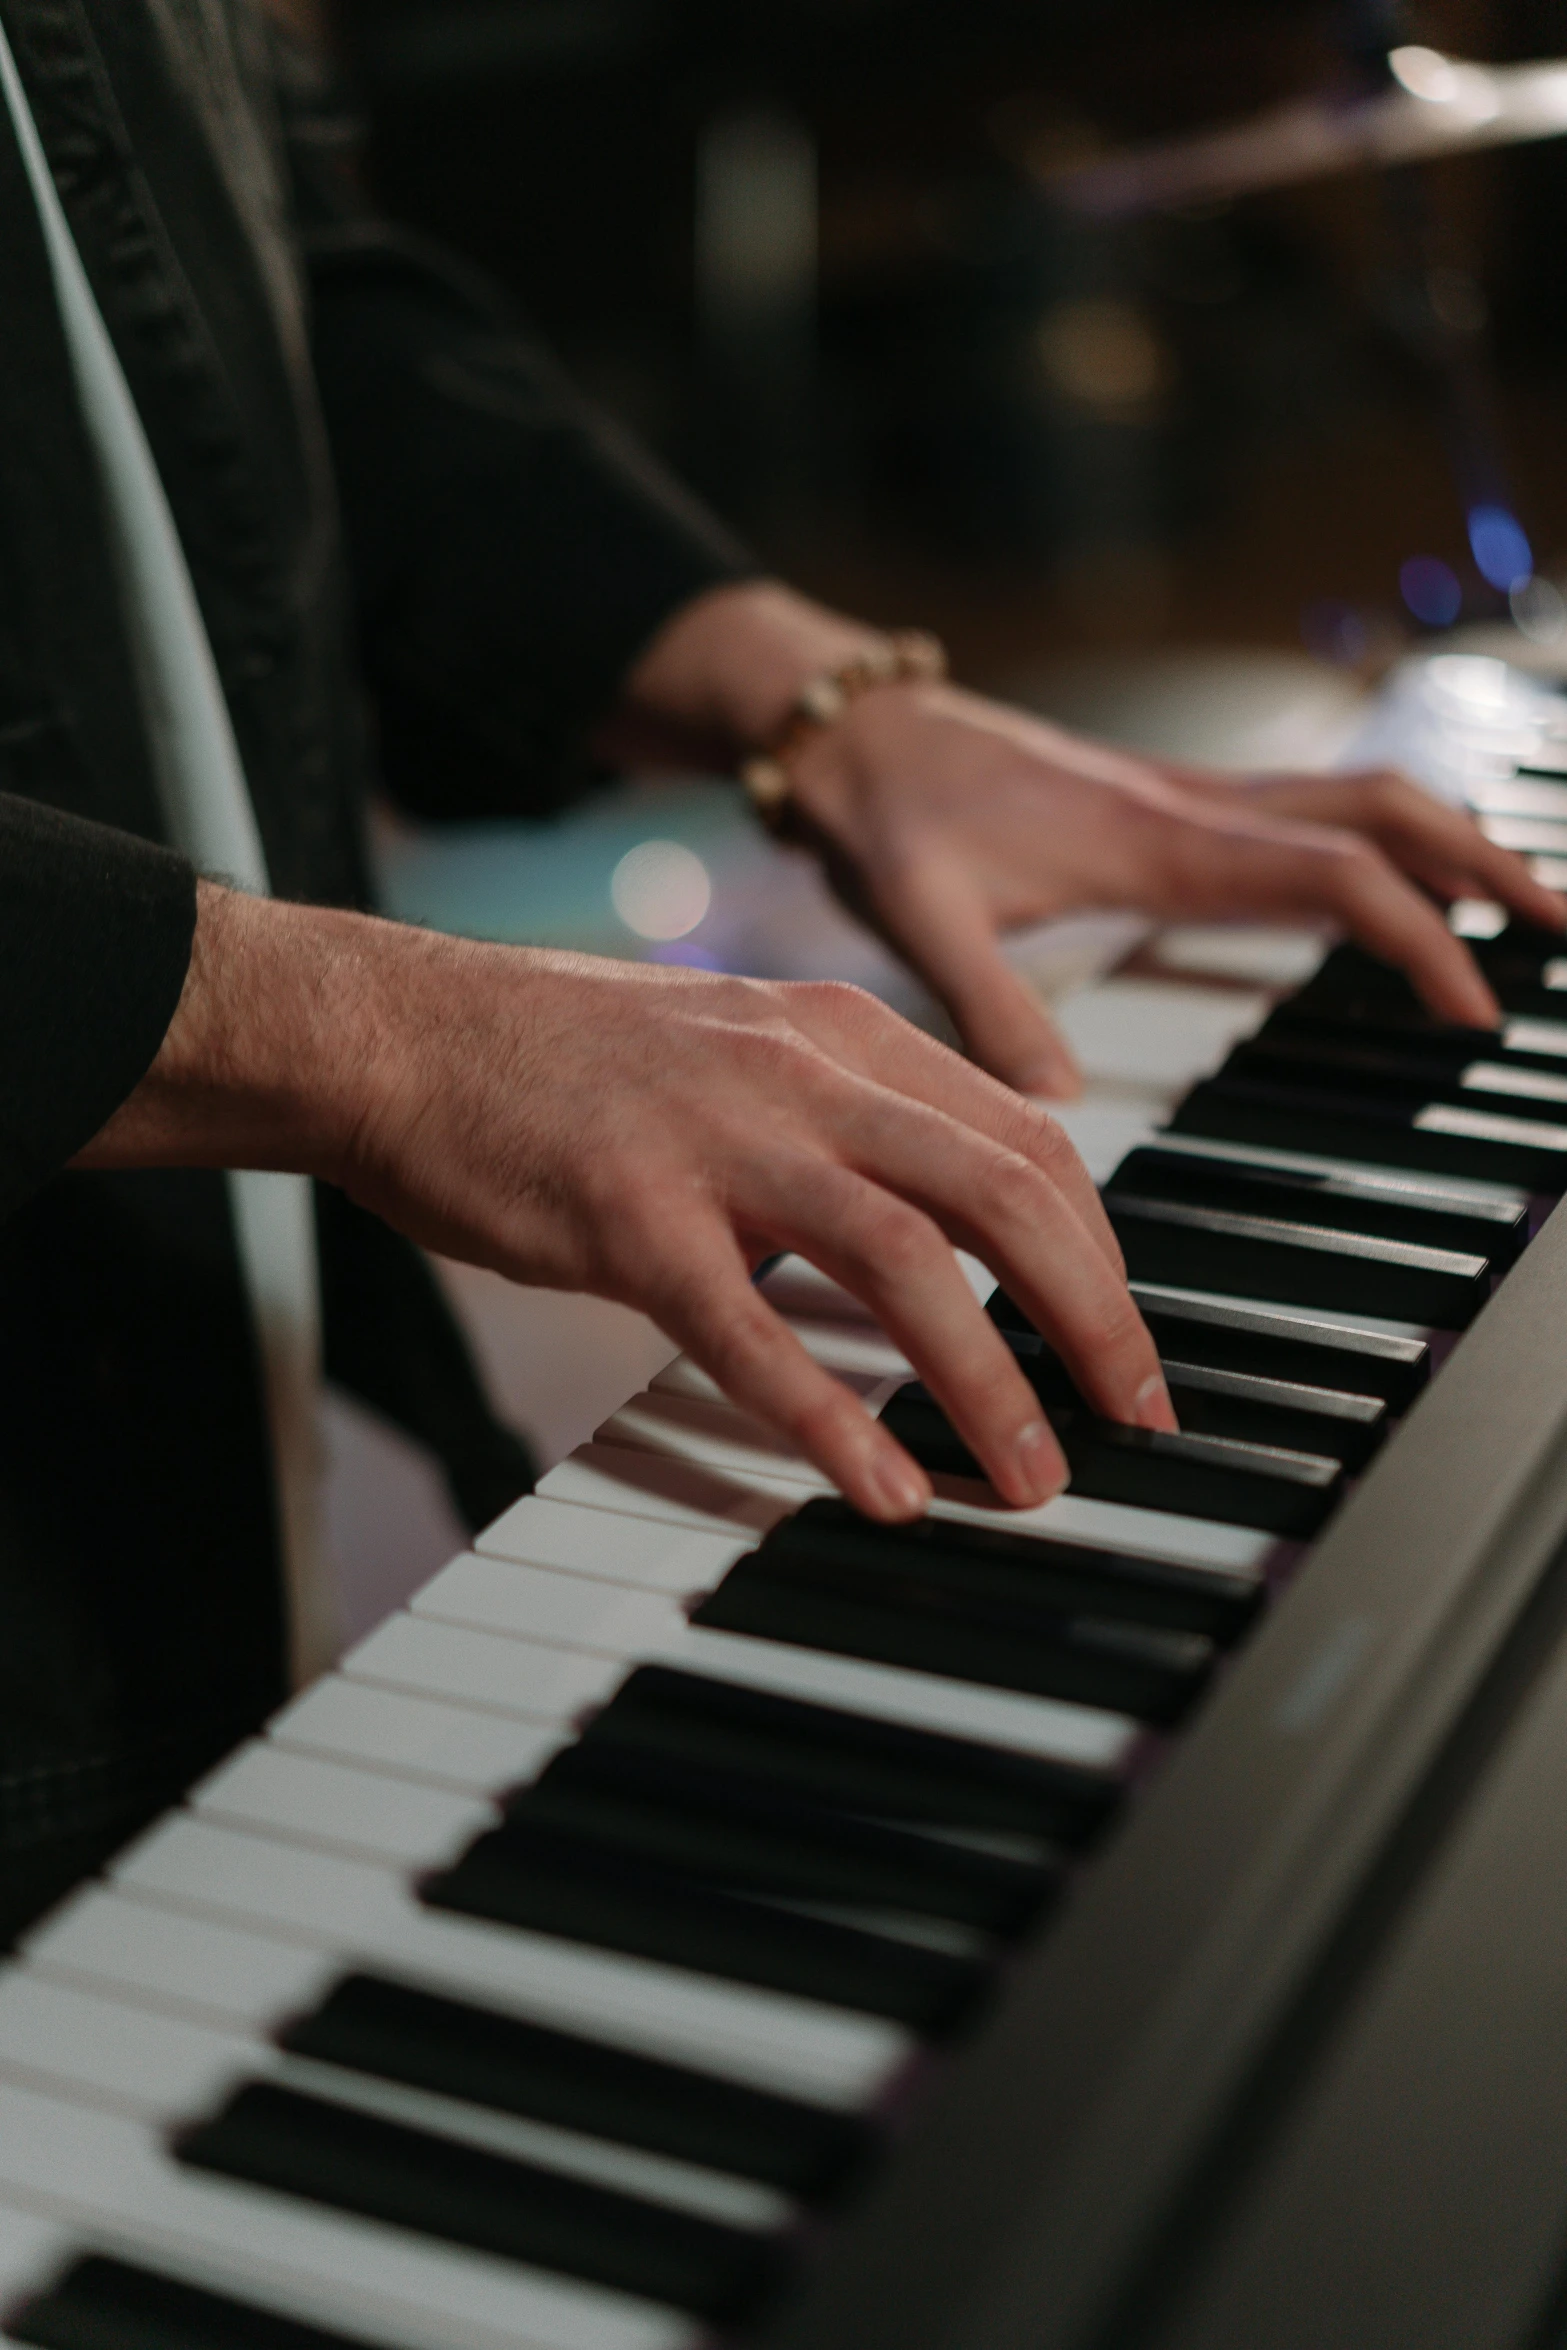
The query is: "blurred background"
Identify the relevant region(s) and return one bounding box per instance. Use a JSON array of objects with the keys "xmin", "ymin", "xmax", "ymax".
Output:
[{"xmin": 316, "ymin": 0, "xmax": 1567, "ymax": 1631}]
